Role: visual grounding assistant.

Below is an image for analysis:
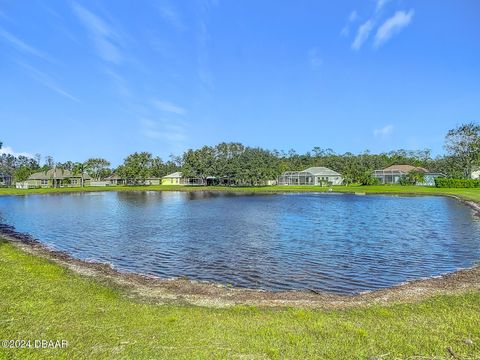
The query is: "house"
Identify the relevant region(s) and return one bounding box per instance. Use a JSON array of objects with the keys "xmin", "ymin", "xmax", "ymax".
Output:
[
  {"xmin": 106, "ymin": 174, "xmax": 126, "ymax": 186},
  {"xmin": 144, "ymin": 177, "xmax": 161, "ymax": 185},
  {"xmin": 277, "ymin": 167, "xmax": 343, "ymax": 186},
  {"xmin": 472, "ymin": 166, "xmax": 480, "ymax": 180},
  {"xmin": 16, "ymin": 169, "xmax": 91, "ymax": 189},
  {"xmin": 0, "ymin": 173, "xmax": 12, "ymax": 187},
  {"xmin": 162, "ymin": 172, "xmax": 205, "ymax": 185},
  {"xmin": 373, "ymin": 165, "xmax": 444, "ymax": 186}
]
